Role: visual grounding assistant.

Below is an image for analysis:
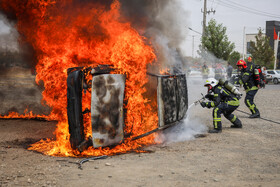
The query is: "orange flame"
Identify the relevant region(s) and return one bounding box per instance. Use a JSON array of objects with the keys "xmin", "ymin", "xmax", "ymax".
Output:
[
  {"xmin": 159, "ymin": 68, "xmax": 171, "ymax": 75},
  {"xmin": 1, "ymin": 0, "xmax": 159, "ymax": 156},
  {"xmin": 0, "ymin": 109, "xmax": 51, "ymax": 120}
]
